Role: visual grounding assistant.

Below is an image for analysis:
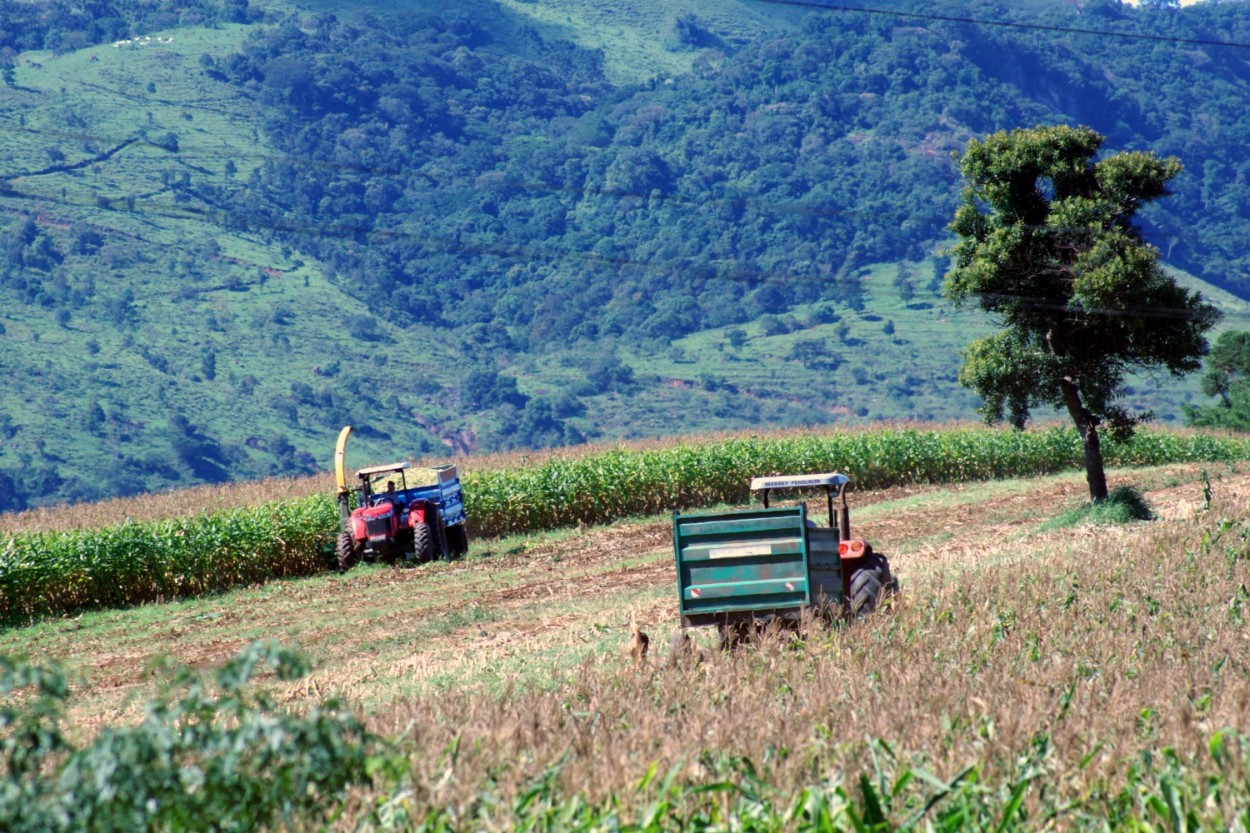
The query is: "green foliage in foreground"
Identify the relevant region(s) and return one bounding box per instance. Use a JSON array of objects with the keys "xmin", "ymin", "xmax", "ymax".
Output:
[
  {"xmin": 4, "ymin": 427, "xmax": 1250, "ymax": 623},
  {"xmin": 382, "ymin": 740, "xmax": 1250, "ymax": 832},
  {"xmin": 0, "ymin": 641, "xmax": 377, "ymax": 833},
  {"xmin": 6, "ymin": 643, "xmax": 1248, "ymax": 832}
]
